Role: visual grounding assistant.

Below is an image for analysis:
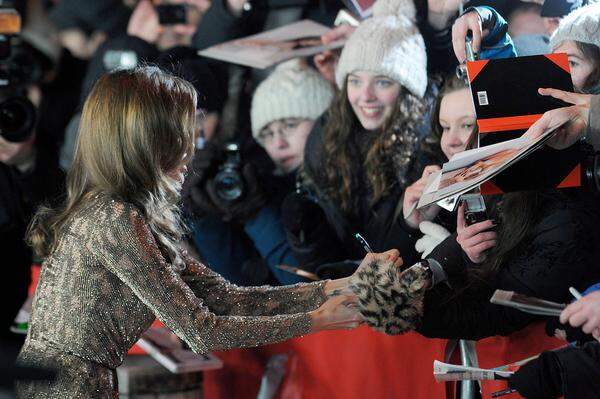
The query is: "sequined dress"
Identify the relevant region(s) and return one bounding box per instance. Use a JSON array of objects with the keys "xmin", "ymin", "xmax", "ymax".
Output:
[{"xmin": 16, "ymin": 196, "xmax": 327, "ymax": 398}]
